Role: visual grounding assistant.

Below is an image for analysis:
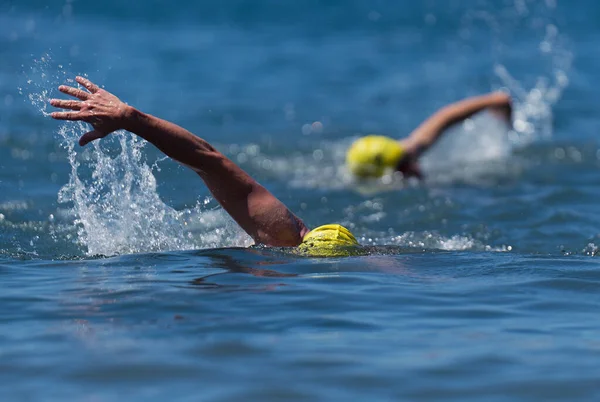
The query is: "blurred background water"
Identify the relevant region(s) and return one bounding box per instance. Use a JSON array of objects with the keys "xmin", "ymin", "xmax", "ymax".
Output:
[{"xmin": 2, "ymin": 0, "xmax": 600, "ymax": 400}]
